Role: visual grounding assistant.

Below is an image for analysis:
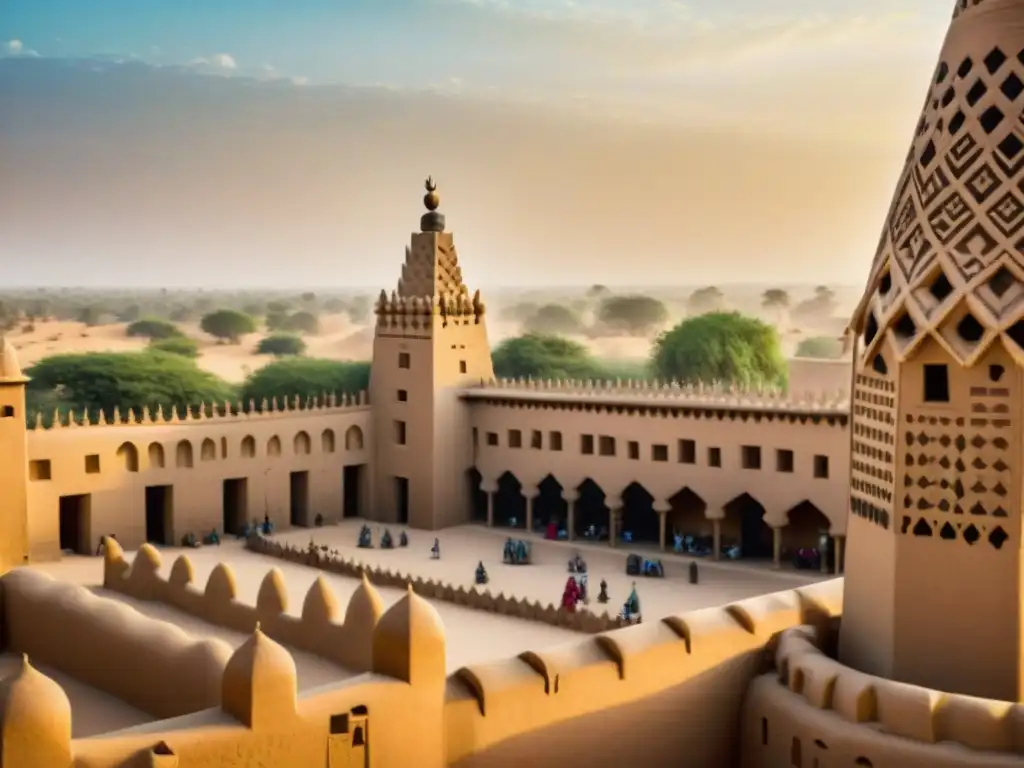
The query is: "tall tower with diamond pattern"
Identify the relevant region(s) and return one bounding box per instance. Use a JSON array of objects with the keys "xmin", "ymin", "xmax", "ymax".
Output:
[
  {"xmin": 841, "ymin": 0, "xmax": 1024, "ymax": 701},
  {"xmin": 368, "ymin": 179, "xmax": 494, "ymax": 529}
]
